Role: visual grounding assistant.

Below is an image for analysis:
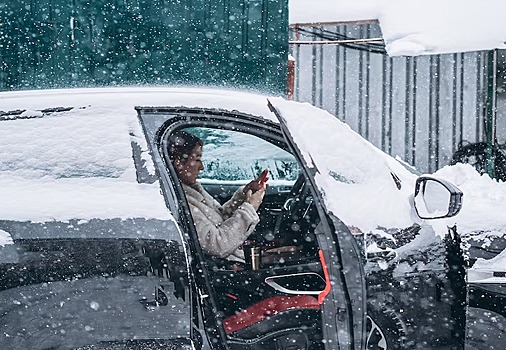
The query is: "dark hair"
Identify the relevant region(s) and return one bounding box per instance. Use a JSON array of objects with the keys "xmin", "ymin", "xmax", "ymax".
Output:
[{"xmin": 167, "ymin": 130, "xmax": 203, "ymax": 163}]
